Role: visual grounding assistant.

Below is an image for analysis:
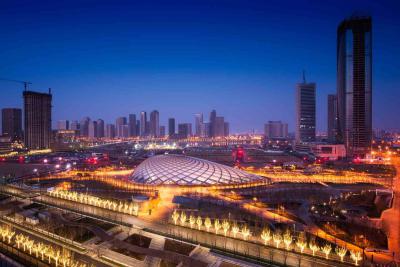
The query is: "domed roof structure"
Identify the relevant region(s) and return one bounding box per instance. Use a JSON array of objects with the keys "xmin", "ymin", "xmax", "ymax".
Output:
[{"xmin": 131, "ymin": 154, "xmax": 262, "ymax": 186}]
